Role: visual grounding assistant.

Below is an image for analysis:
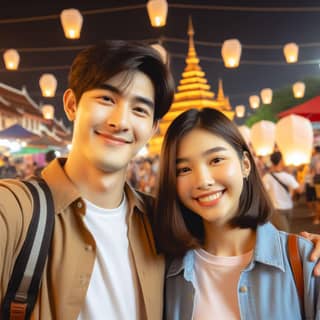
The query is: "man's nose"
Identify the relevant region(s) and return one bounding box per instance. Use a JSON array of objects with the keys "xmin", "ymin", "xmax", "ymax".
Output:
[{"xmin": 107, "ymin": 103, "xmax": 130, "ymax": 131}]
